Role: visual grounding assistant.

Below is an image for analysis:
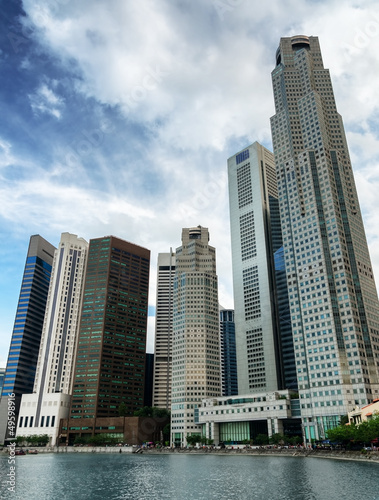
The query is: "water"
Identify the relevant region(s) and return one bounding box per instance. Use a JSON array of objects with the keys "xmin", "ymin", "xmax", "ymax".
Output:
[{"xmin": 1, "ymin": 452, "xmax": 378, "ymax": 500}]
